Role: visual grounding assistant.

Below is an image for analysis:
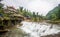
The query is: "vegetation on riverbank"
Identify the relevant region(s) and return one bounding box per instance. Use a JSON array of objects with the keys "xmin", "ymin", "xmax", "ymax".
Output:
[
  {"xmin": 0, "ymin": 0, "xmax": 24, "ymax": 31},
  {"xmin": 46, "ymin": 4, "xmax": 60, "ymax": 24},
  {"xmin": 17, "ymin": 7, "xmax": 45, "ymax": 22}
]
